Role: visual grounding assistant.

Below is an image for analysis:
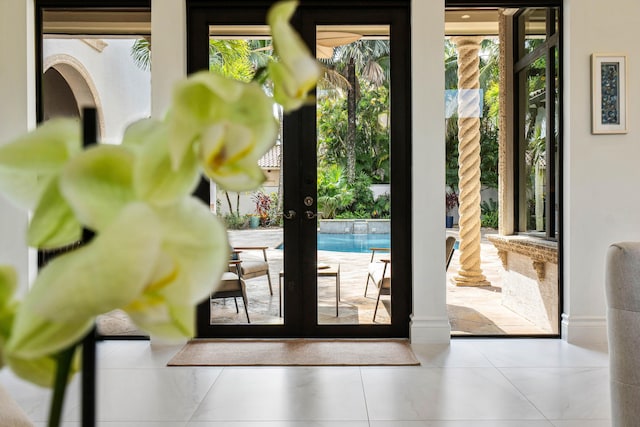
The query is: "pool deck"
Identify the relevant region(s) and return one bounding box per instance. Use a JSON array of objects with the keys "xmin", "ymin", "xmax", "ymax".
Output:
[
  {"xmin": 97, "ymin": 227, "xmax": 550, "ymax": 336},
  {"xmin": 221, "ymin": 228, "xmax": 548, "ymax": 335}
]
